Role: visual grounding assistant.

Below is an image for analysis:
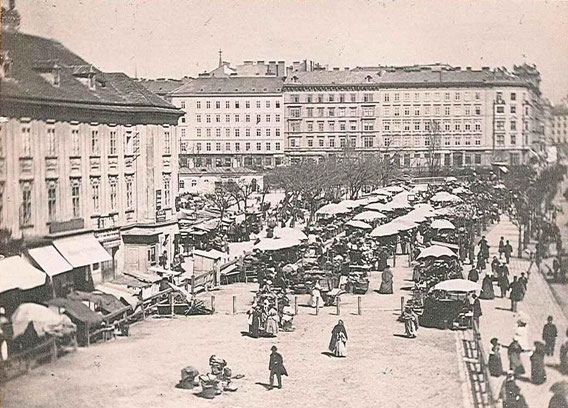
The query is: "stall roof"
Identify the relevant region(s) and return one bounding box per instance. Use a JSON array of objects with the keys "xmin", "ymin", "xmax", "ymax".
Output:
[
  {"xmin": 95, "ymin": 283, "xmax": 139, "ymax": 307},
  {"xmin": 53, "ymin": 234, "xmax": 112, "ymax": 267},
  {"xmin": 47, "ymin": 298, "xmax": 104, "ymax": 326},
  {"xmin": 27, "ymin": 246, "xmax": 73, "ymax": 277},
  {"xmin": 0, "ymin": 256, "xmax": 47, "ymax": 293},
  {"xmin": 122, "ymin": 227, "xmax": 161, "ymax": 237},
  {"xmin": 194, "ymin": 249, "xmax": 226, "ymax": 259}
]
